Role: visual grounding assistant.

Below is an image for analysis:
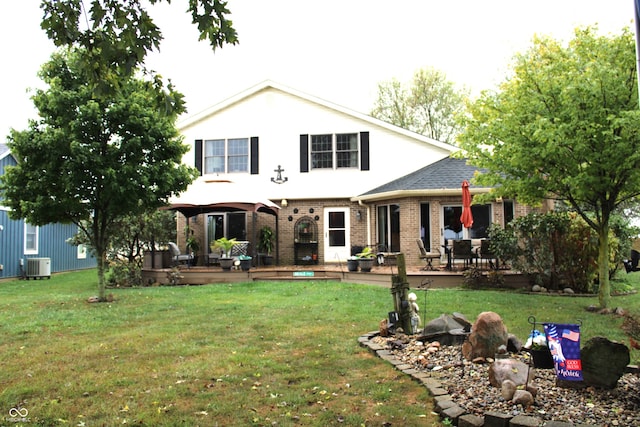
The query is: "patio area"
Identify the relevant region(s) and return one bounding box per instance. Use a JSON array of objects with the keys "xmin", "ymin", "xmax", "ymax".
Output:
[{"xmin": 142, "ymin": 261, "xmax": 528, "ymax": 289}]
